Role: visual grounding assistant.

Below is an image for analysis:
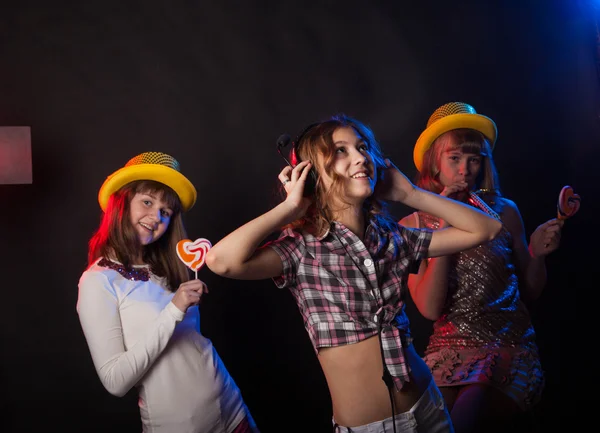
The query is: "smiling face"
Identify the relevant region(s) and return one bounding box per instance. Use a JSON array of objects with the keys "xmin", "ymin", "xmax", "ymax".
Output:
[
  {"xmin": 318, "ymin": 126, "xmax": 377, "ymax": 205},
  {"xmin": 128, "ymin": 191, "xmax": 173, "ymax": 246}
]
